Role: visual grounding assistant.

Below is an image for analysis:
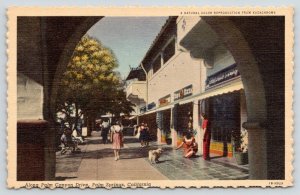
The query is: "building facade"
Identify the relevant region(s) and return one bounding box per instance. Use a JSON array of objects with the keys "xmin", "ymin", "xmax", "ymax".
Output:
[{"xmin": 126, "ymin": 16, "xmax": 248, "ymax": 160}]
